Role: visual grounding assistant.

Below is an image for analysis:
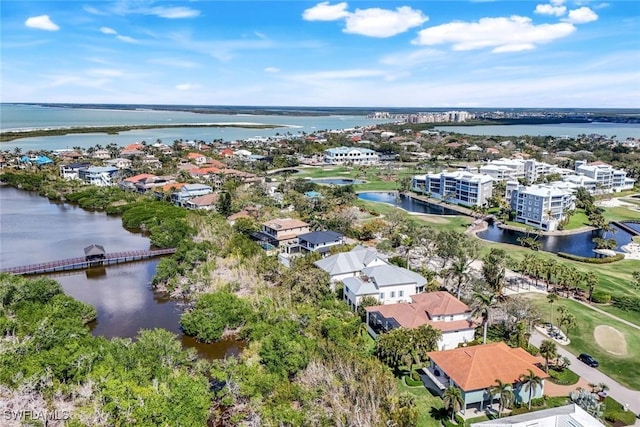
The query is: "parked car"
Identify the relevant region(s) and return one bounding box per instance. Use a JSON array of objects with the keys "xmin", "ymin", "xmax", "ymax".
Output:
[{"xmin": 578, "ymin": 353, "xmax": 599, "ymax": 367}]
